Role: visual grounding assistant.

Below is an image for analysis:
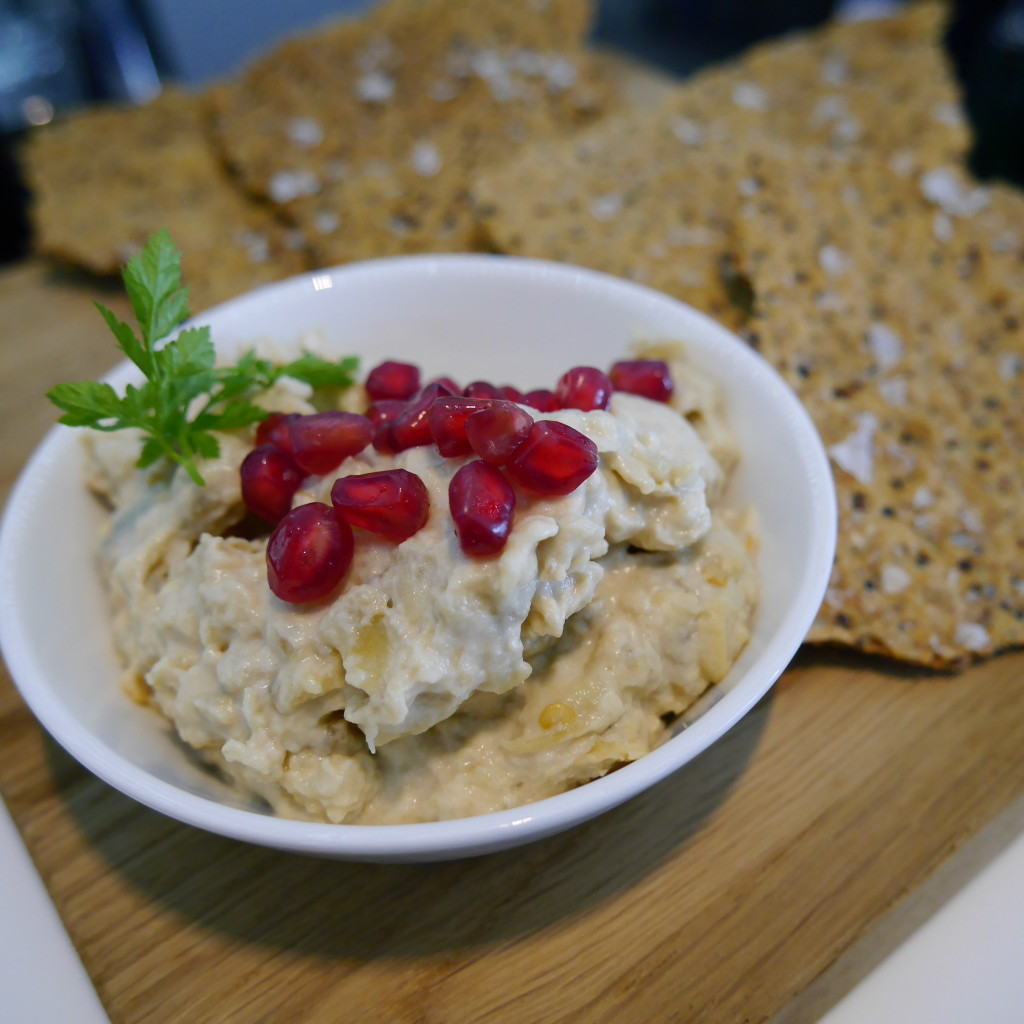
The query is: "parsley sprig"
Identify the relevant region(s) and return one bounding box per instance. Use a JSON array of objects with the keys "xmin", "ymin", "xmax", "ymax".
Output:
[{"xmin": 47, "ymin": 229, "xmax": 358, "ymax": 485}]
